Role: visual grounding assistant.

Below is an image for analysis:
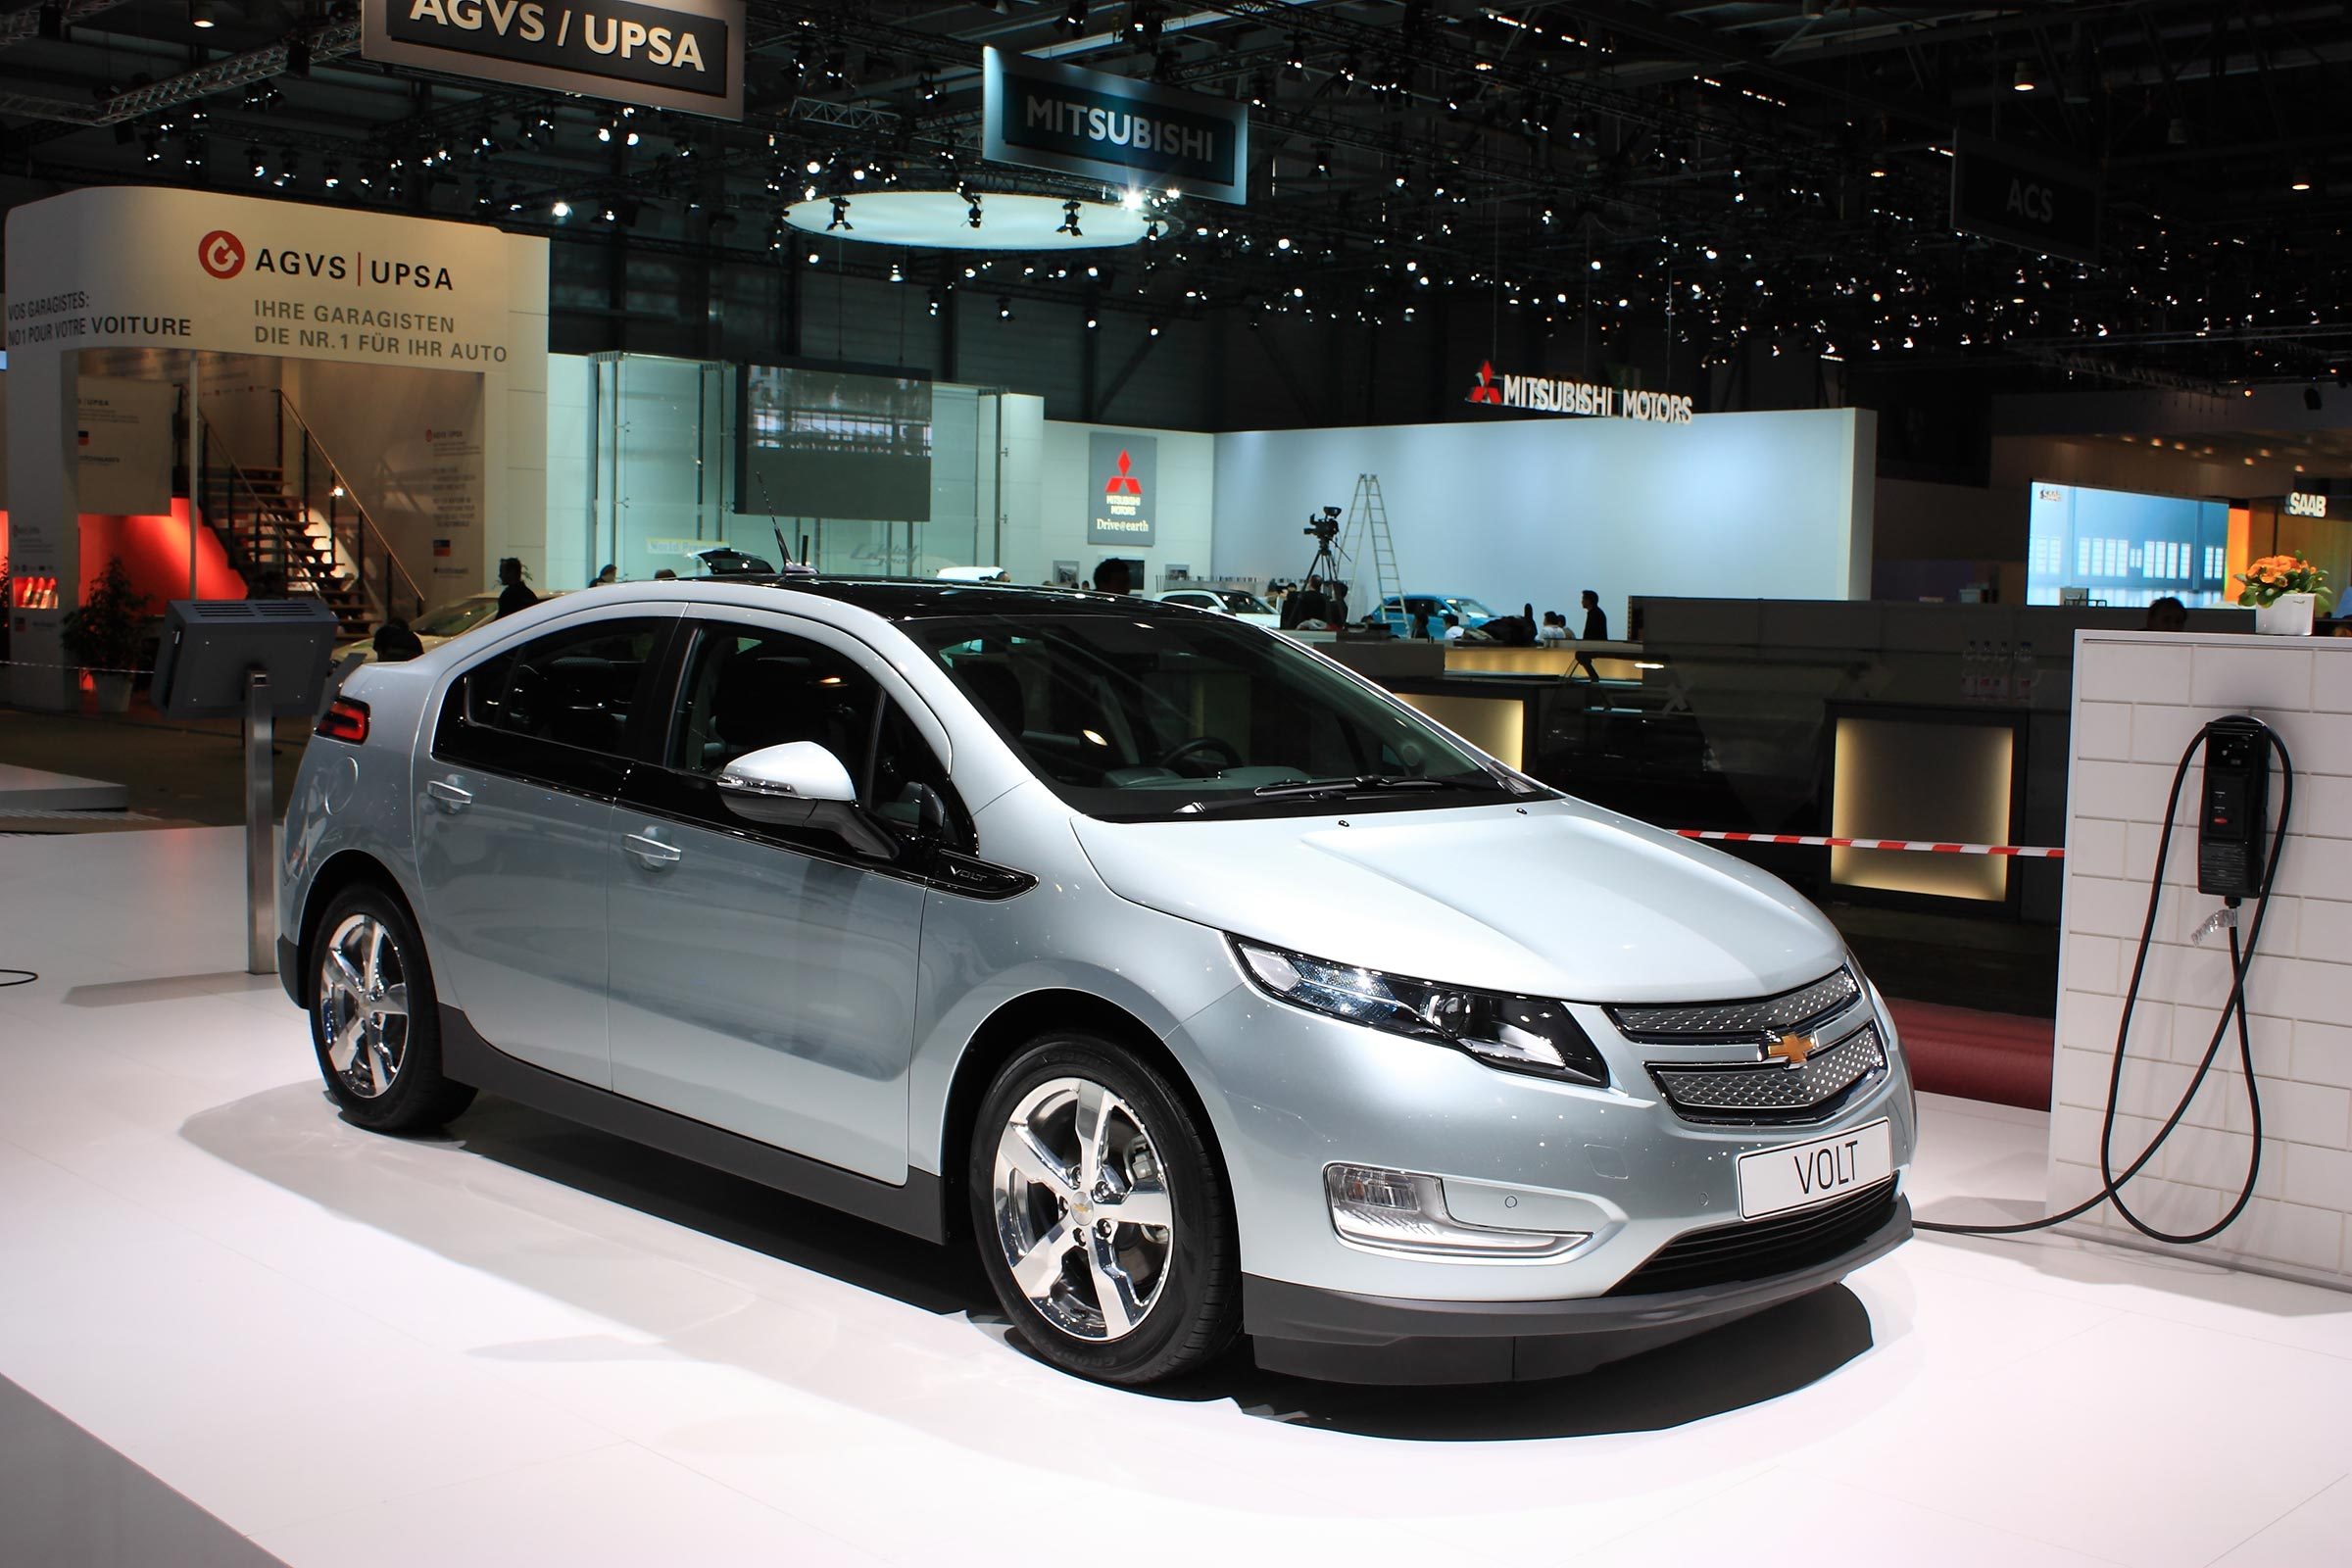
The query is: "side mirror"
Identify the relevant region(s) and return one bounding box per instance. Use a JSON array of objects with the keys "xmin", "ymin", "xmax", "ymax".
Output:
[{"xmin": 715, "ymin": 742, "xmax": 896, "ymax": 858}]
